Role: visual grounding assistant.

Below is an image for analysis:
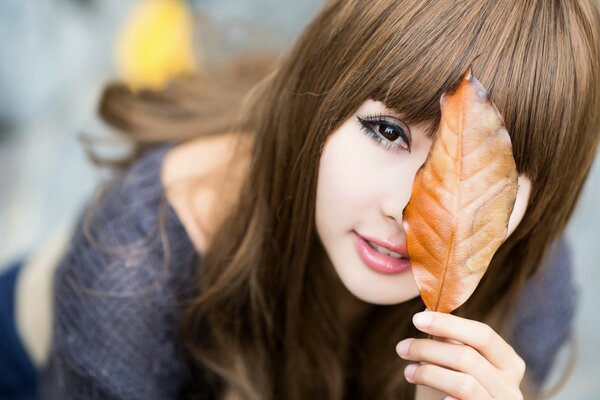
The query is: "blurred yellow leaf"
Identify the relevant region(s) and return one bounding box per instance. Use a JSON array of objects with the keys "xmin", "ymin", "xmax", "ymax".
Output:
[{"xmin": 116, "ymin": 0, "xmax": 197, "ymax": 91}]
